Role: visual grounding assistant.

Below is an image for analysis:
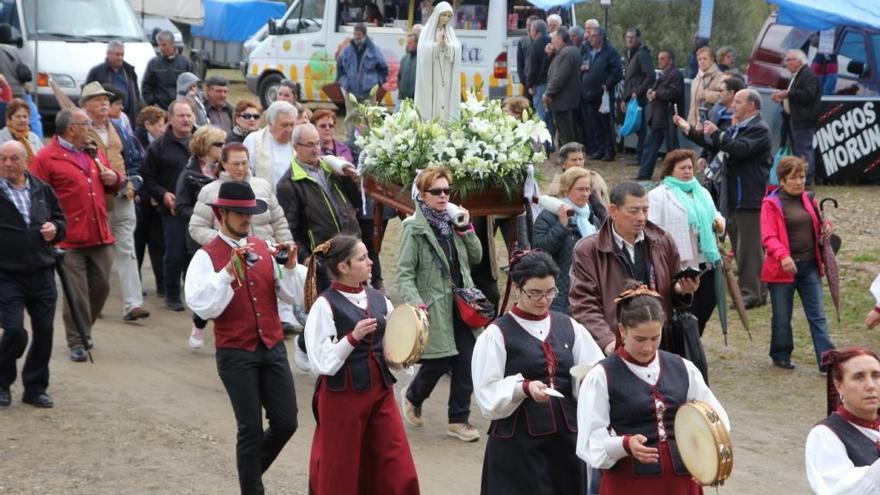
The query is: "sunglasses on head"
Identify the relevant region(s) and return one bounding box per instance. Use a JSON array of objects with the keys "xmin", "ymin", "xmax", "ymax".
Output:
[
  {"xmin": 211, "ymin": 141, "xmax": 225, "ymax": 148},
  {"xmin": 240, "ymin": 113, "xmax": 260, "ymax": 120},
  {"xmin": 425, "ymin": 187, "xmax": 451, "ymax": 196}
]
